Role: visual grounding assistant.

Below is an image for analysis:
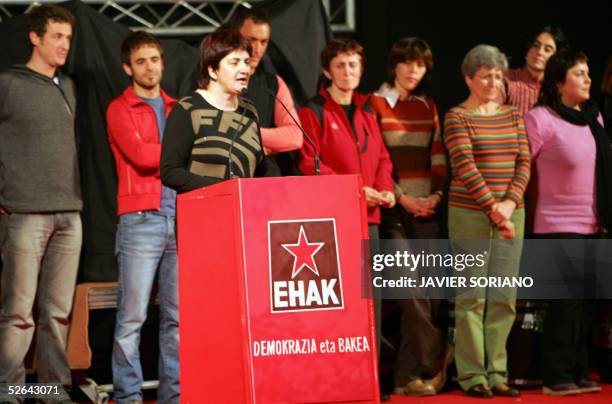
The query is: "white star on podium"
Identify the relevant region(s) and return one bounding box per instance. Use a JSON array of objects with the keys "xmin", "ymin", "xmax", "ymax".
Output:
[{"xmin": 281, "ymin": 225, "xmax": 325, "ymax": 279}]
